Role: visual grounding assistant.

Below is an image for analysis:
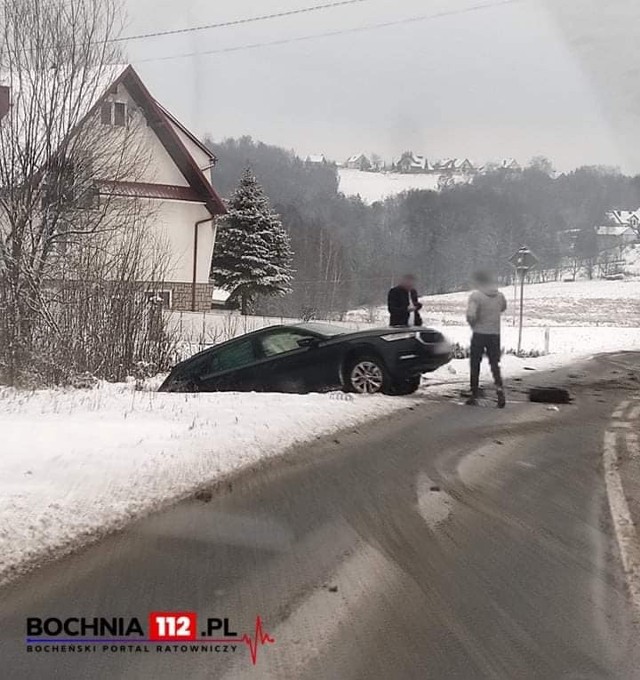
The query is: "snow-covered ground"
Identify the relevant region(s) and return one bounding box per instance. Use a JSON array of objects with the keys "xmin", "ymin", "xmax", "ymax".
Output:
[
  {"xmin": 2, "ymin": 277, "xmax": 639, "ymax": 584},
  {"xmin": 349, "ymin": 277, "xmax": 640, "ymax": 329},
  {"xmin": 0, "ymin": 350, "xmax": 582, "ymax": 586},
  {"xmin": 0, "ymin": 384, "xmax": 410, "ymax": 585},
  {"xmin": 338, "ymin": 168, "xmax": 442, "ymax": 203}
]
